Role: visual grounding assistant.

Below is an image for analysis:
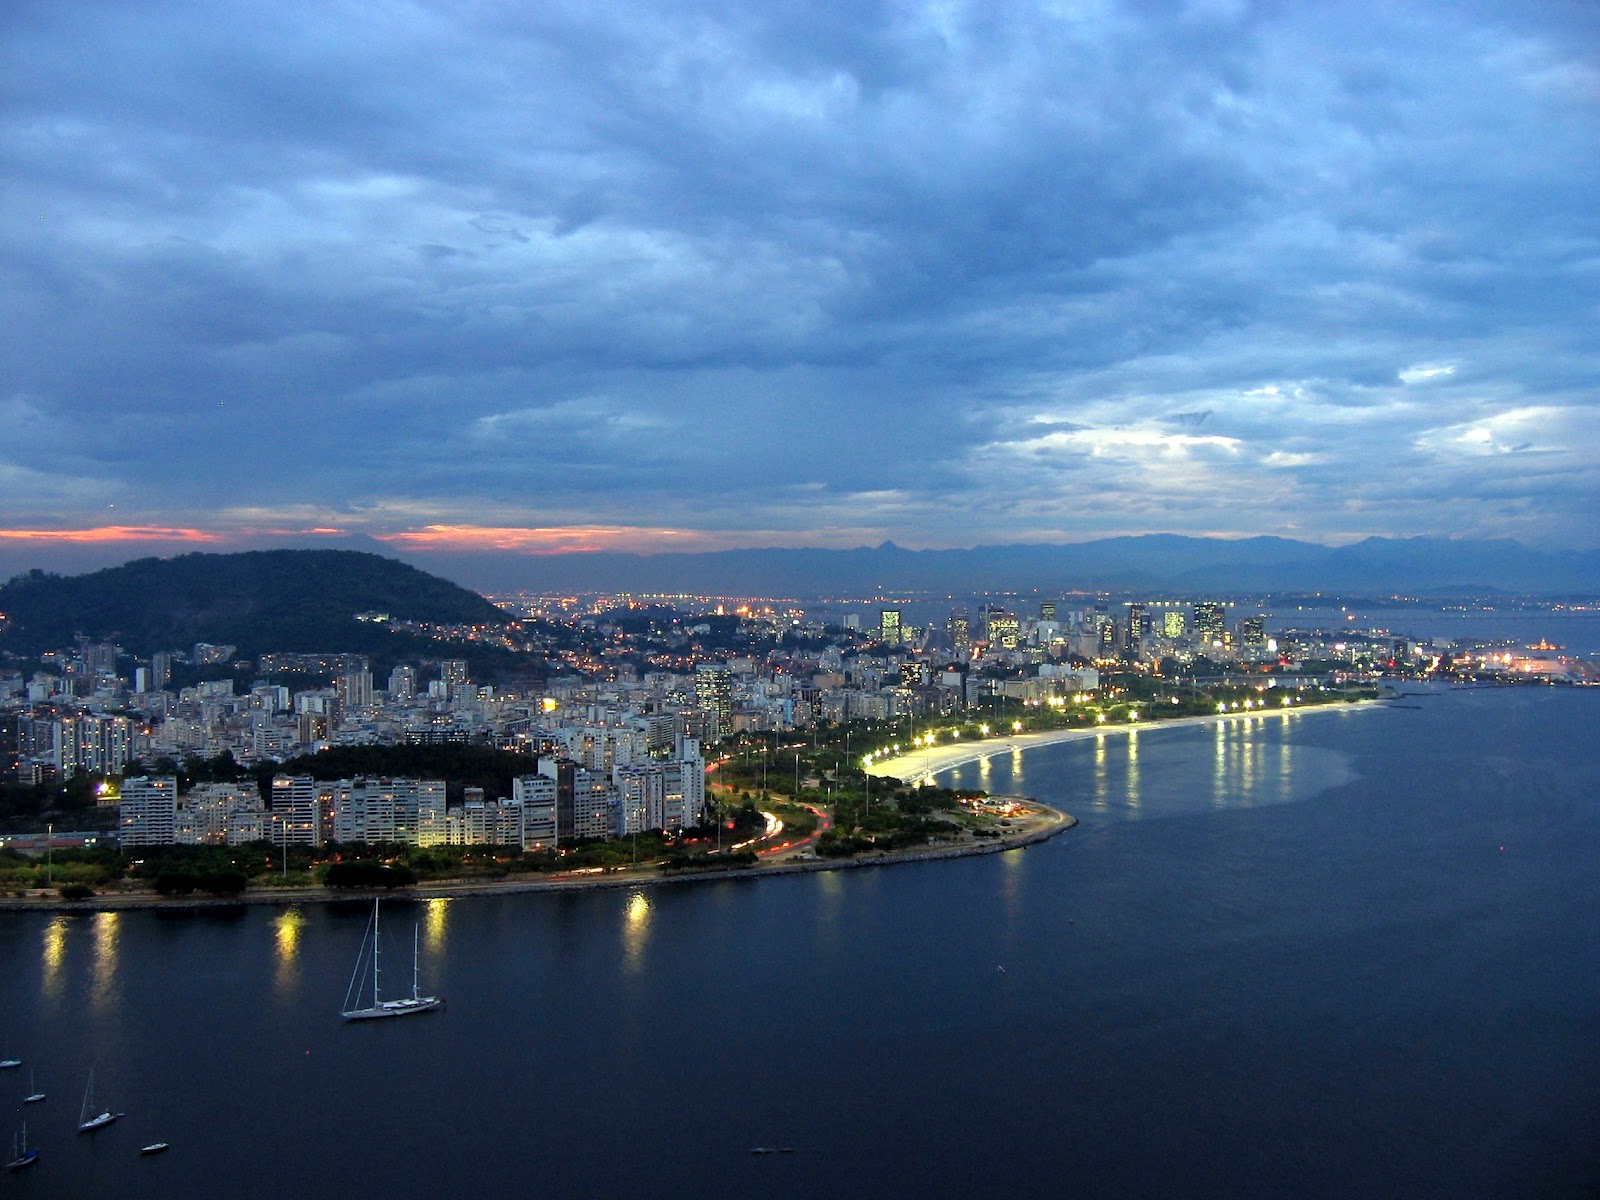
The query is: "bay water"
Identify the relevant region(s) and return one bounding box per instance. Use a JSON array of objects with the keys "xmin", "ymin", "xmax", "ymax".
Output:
[{"xmin": 2, "ymin": 684, "xmax": 1597, "ymax": 1198}]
